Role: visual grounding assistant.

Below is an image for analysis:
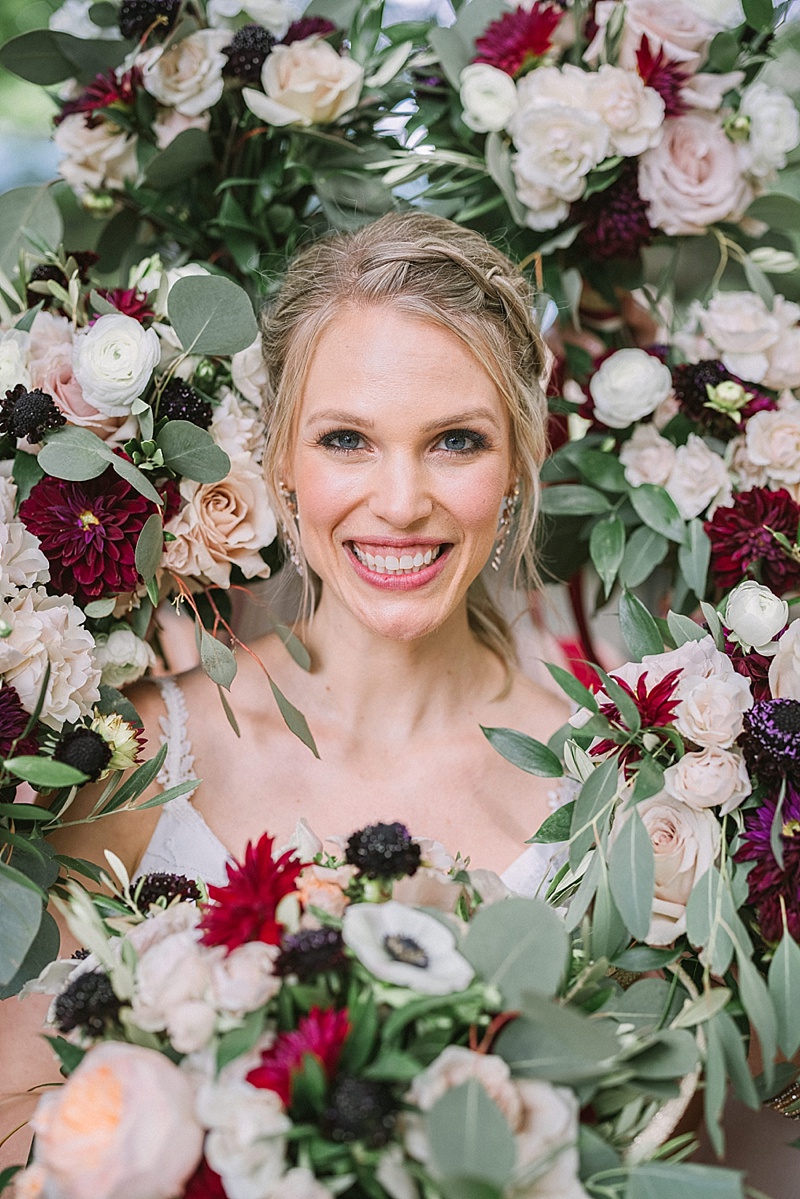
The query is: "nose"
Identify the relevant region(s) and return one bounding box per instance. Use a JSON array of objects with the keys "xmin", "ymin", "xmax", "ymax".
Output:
[{"xmin": 367, "ymin": 451, "xmax": 434, "ymax": 529}]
